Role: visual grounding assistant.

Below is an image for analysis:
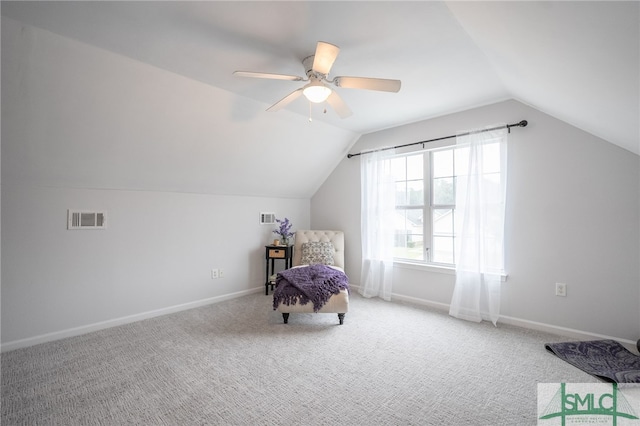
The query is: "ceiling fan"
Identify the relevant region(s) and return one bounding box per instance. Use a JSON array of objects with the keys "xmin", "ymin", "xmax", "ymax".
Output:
[{"xmin": 233, "ymin": 41, "xmax": 401, "ymax": 119}]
